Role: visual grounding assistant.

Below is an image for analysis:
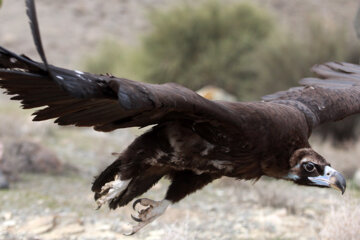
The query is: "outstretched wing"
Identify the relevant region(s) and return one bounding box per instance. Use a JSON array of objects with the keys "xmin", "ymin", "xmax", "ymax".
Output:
[
  {"xmin": 0, "ymin": 62, "xmax": 235, "ymax": 132},
  {"xmin": 0, "ymin": 0, "xmax": 237, "ymax": 132},
  {"xmin": 263, "ymin": 62, "xmax": 360, "ymax": 129}
]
